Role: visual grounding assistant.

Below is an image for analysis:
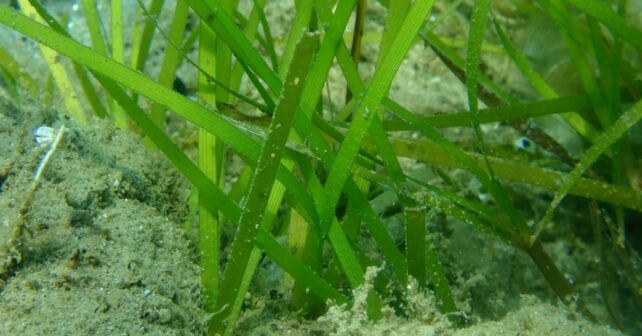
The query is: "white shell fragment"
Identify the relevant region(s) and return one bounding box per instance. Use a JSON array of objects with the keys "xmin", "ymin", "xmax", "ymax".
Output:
[{"xmin": 34, "ymin": 126, "xmax": 57, "ymax": 146}]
